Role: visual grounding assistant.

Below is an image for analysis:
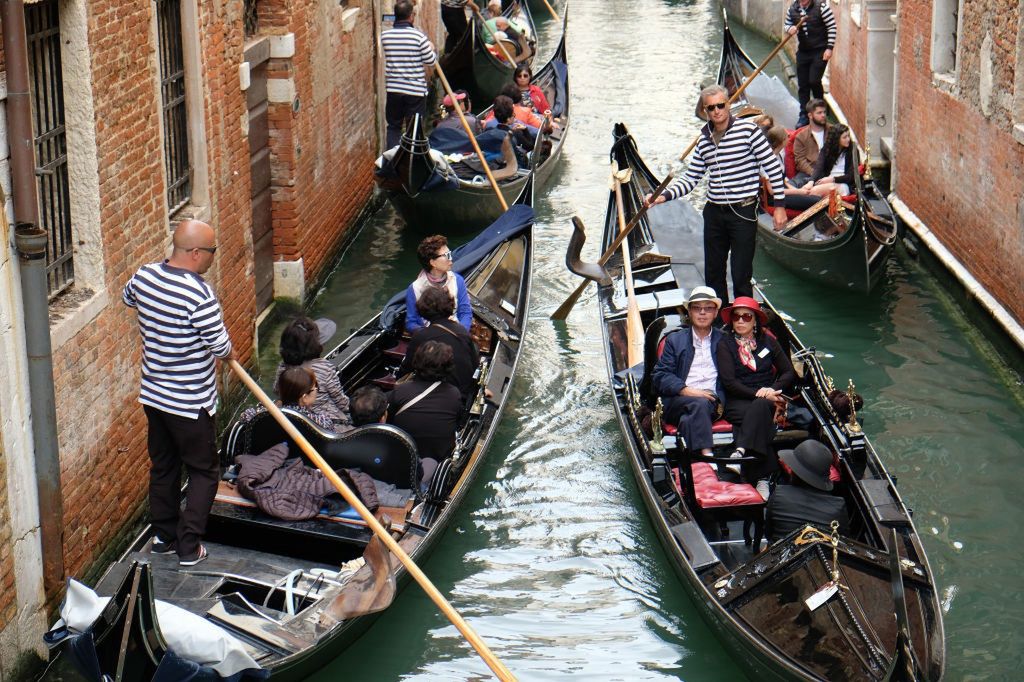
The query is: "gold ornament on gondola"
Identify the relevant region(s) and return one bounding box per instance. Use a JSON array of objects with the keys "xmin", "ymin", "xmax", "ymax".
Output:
[
  {"xmin": 845, "ymin": 378, "xmax": 862, "ymax": 434},
  {"xmin": 651, "ymin": 398, "xmax": 665, "ymax": 454}
]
